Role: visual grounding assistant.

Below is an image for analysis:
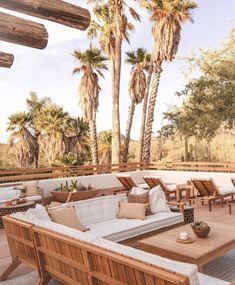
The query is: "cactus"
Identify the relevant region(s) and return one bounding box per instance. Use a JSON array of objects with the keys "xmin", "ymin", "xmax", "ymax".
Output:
[{"xmin": 56, "ymin": 180, "xmax": 93, "ymax": 192}]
